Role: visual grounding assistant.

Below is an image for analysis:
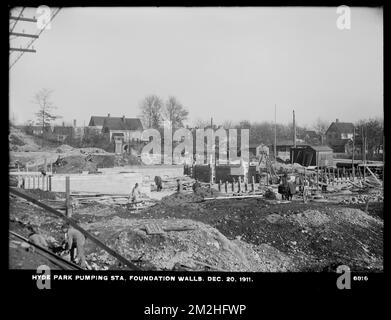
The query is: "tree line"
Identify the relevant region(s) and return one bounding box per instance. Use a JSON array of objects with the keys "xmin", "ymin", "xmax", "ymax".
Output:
[
  {"xmin": 139, "ymin": 95, "xmax": 189, "ymax": 130},
  {"xmin": 23, "ymin": 89, "xmax": 384, "ymax": 157}
]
